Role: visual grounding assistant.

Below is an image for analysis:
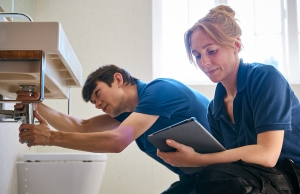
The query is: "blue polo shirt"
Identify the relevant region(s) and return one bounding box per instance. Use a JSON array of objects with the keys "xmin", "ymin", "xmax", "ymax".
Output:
[
  {"xmin": 115, "ymin": 78, "xmax": 210, "ymax": 175},
  {"xmin": 208, "ymin": 59, "xmax": 300, "ymax": 165}
]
